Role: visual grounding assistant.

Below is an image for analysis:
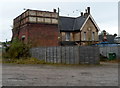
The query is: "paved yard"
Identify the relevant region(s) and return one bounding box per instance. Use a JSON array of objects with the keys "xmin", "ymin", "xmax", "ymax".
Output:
[{"xmin": 2, "ymin": 62, "xmax": 118, "ymax": 86}]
